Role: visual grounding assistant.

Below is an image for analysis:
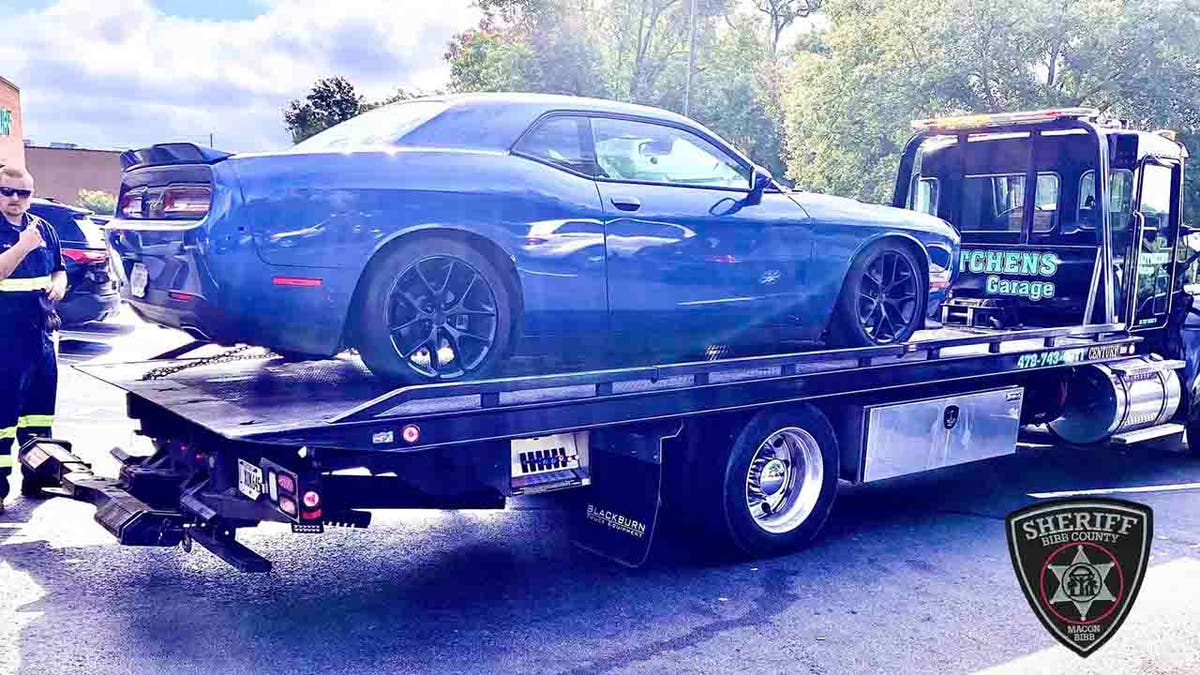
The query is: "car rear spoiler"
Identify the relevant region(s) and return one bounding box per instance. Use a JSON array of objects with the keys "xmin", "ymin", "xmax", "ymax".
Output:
[{"xmin": 120, "ymin": 143, "xmax": 233, "ymax": 171}]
